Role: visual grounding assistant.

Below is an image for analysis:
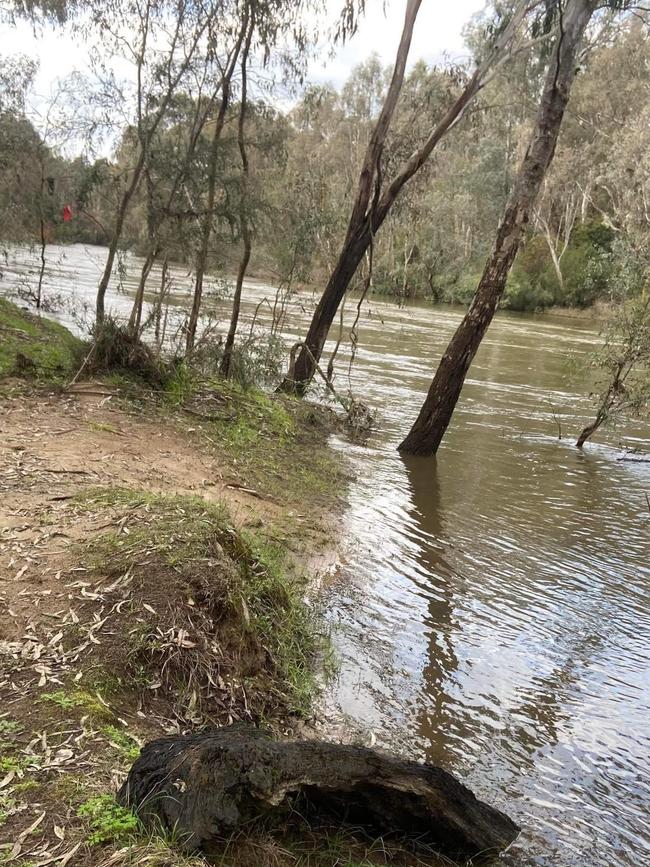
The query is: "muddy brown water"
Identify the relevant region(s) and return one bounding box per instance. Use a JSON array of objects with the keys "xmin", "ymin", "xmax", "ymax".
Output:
[{"xmin": 3, "ymin": 244, "xmax": 650, "ymax": 866}]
